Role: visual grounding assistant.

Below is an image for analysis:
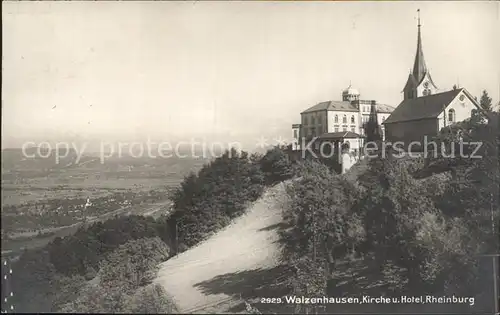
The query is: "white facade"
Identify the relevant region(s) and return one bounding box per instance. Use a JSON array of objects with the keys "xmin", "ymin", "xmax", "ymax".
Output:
[
  {"xmin": 300, "ymin": 100, "xmax": 392, "ymax": 140},
  {"xmin": 416, "ymin": 72, "xmax": 439, "ymax": 97},
  {"xmin": 326, "ymin": 111, "xmax": 359, "ymax": 133},
  {"xmin": 437, "ymin": 90, "xmax": 479, "ymax": 130}
]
